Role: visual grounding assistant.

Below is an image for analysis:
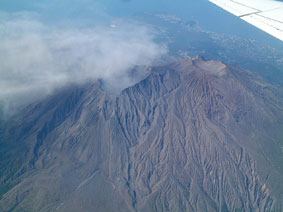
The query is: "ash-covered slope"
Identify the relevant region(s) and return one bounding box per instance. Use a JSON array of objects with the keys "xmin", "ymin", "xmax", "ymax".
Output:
[{"xmin": 0, "ymin": 57, "xmax": 282, "ymax": 212}]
